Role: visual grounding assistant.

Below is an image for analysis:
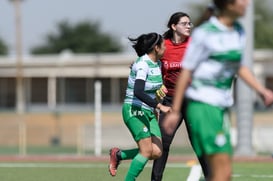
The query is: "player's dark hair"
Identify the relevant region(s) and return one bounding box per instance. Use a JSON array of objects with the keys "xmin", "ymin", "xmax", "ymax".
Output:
[
  {"xmin": 196, "ymin": 0, "xmax": 236, "ymax": 27},
  {"xmin": 195, "ymin": 3, "xmax": 216, "ymax": 27},
  {"xmin": 163, "ymin": 12, "xmax": 190, "ymax": 39},
  {"xmin": 213, "ymin": 0, "xmax": 235, "ymax": 11},
  {"xmin": 128, "ymin": 33, "xmax": 163, "ymax": 57}
]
